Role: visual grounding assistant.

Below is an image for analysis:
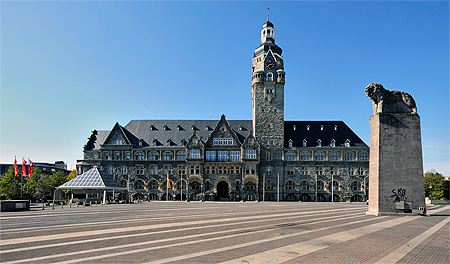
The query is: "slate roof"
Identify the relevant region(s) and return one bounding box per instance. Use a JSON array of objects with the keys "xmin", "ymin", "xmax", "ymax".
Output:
[
  {"xmin": 123, "ymin": 120, "xmax": 253, "ymax": 148},
  {"xmin": 284, "ymin": 121, "xmax": 368, "ymax": 148},
  {"xmin": 57, "ymin": 167, "xmax": 125, "ymax": 190},
  {"xmin": 85, "ymin": 119, "xmax": 367, "ymax": 150}
]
